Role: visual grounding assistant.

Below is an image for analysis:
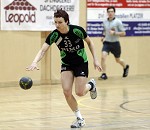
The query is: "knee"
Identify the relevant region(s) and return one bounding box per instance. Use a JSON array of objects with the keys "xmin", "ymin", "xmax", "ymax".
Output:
[
  {"xmin": 75, "ymin": 88, "xmax": 85, "ymax": 97},
  {"xmin": 63, "ymin": 90, "xmax": 72, "ymax": 98},
  {"xmin": 76, "ymin": 91, "xmax": 84, "ymax": 97},
  {"xmin": 115, "ymin": 58, "xmax": 120, "ymax": 63}
]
